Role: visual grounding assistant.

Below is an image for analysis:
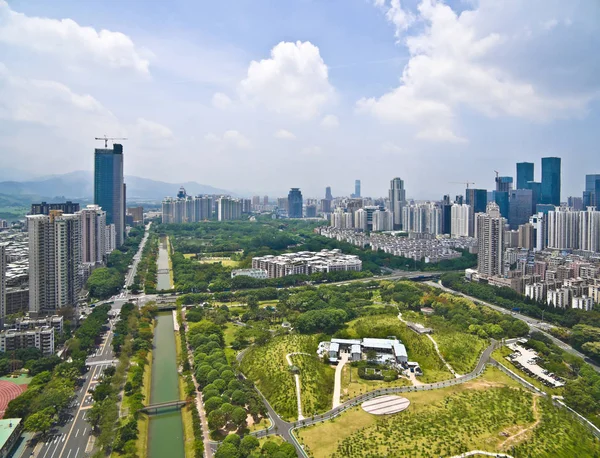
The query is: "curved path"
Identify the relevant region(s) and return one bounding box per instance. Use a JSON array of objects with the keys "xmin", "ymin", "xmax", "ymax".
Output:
[
  {"xmin": 398, "ymin": 311, "xmax": 461, "ymax": 378},
  {"xmin": 449, "ymin": 452, "xmax": 514, "ymax": 458},
  {"xmin": 332, "ymin": 353, "xmax": 349, "ymax": 409},
  {"xmin": 285, "ymin": 352, "xmax": 313, "ymax": 421}
]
